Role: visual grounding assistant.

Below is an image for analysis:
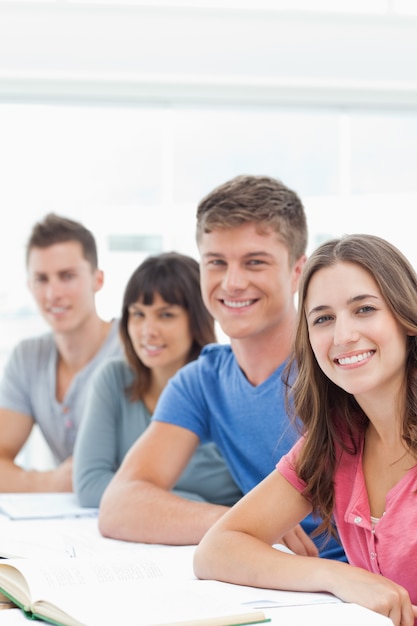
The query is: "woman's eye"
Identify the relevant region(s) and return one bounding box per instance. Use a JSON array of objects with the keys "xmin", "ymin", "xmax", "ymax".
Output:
[
  {"xmin": 314, "ymin": 315, "xmax": 333, "ymax": 325},
  {"xmin": 358, "ymin": 305, "xmax": 376, "ymax": 314}
]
